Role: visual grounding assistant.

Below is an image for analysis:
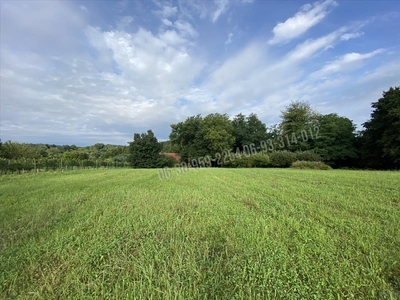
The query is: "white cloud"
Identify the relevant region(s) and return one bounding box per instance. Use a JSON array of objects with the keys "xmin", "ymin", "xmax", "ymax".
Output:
[
  {"xmin": 159, "ymin": 29, "xmax": 190, "ymax": 46},
  {"xmin": 1, "ymin": 0, "xmax": 398, "ymax": 144},
  {"xmin": 225, "ymin": 32, "xmax": 233, "ymax": 45},
  {"xmin": 268, "ymin": 0, "xmax": 338, "ymax": 45},
  {"xmin": 174, "ymin": 20, "xmax": 198, "ymax": 38},
  {"xmin": 310, "ymin": 49, "xmax": 385, "ymax": 77},
  {"xmin": 212, "ymin": 0, "xmax": 229, "ymax": 23},
  {"xmin": 161, "ymin": 18, "xmax": 173, "ymax": 26},
  {"xmin": 116, "ymin": 16, "xmax": 134, "ymax": 30},
  {"xmin": 341, "ymin": 32, "xmax": 364, "ymax": 41},
  {"xmin": 155, "ymin": 5, "xmax": 178, "ymax": 18},
  {"xmin": 177, "ymin": 0, "xmax": 253, "ymax": 23},
  {"xmin": 0, "ymin": 0, "xmax": 85, "ymax": 54},
  {"xmin": 285, "ymin": 27, "xmax": 345, "ymax": 62},
  {"xmin": 357, "ymin": 60, "xmax": 400, "ymax": 84}
]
